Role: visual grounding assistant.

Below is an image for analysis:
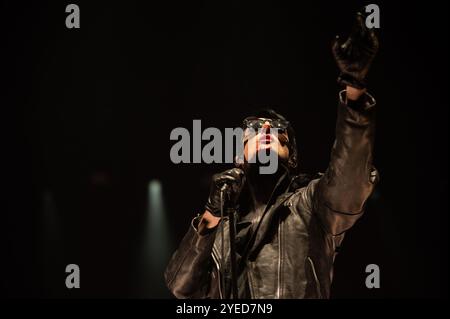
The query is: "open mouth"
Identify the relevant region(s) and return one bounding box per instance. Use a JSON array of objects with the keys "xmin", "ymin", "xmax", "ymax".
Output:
[{"xmin": 260, "ymin": 134, "xmax": 273, "ymax": 144}]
